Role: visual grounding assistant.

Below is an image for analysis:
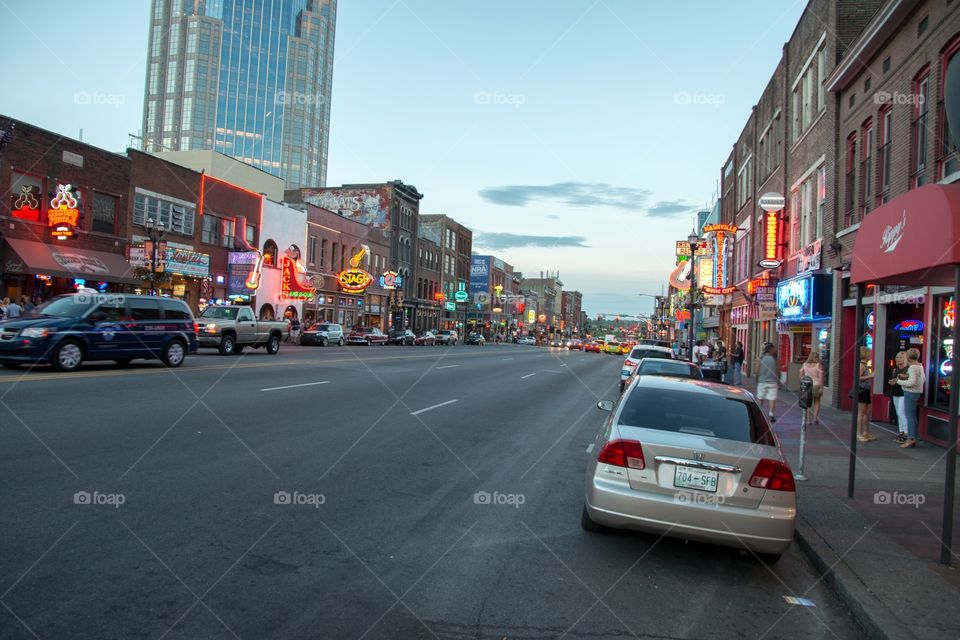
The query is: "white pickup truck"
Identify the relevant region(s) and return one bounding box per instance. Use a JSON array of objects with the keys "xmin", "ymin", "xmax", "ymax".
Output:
[{"xmin": 196, "ymin": 306, "xmax": 288, "ymax": 355}]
